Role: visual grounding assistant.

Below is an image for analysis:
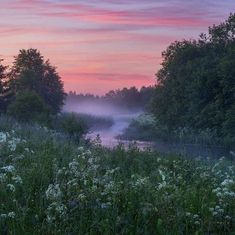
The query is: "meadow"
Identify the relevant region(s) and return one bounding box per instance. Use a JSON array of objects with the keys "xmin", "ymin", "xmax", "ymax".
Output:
[{"xmin": 0, "ymin": 115, "xmax": 235, "ymax": 234}]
